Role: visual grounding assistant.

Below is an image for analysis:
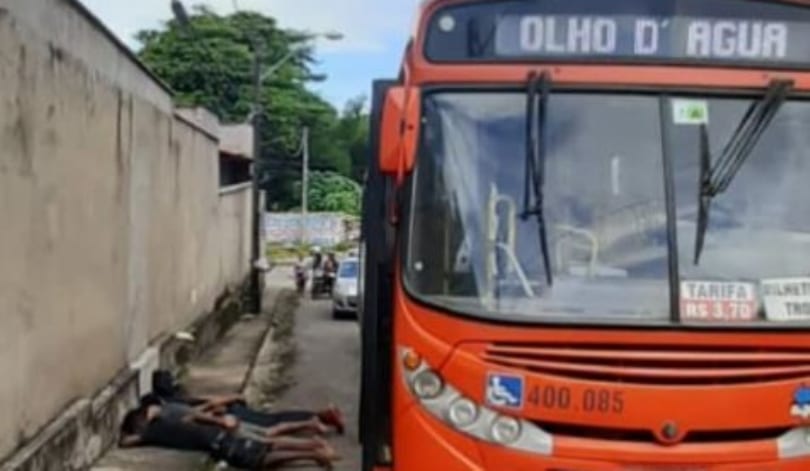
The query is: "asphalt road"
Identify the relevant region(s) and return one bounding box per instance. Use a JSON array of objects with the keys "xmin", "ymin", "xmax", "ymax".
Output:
[{"xmin": 274, "ymin": 295, "xmax": 363, "ymax": 470}]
